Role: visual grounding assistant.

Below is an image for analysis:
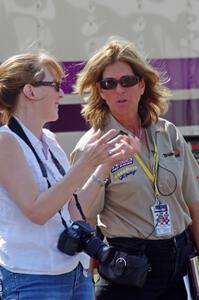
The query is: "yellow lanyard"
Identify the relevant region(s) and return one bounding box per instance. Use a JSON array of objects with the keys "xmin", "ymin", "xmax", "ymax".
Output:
[{"xmin": 134, "ymin": 142, "xmax": 159, "ymax": 200}]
